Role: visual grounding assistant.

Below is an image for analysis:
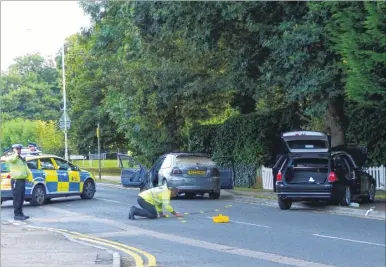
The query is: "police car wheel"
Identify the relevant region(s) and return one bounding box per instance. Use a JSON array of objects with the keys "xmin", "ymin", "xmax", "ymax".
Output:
[
  {"xmin": 81, "ymin": 179, "xmax": 95, "ymax": 199},
  {"xmin": 30, "ymin": 185, "xmax": 46, "ymax": 206}
]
